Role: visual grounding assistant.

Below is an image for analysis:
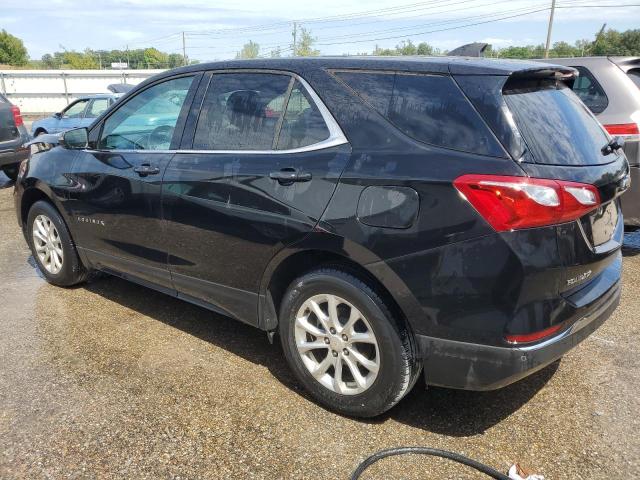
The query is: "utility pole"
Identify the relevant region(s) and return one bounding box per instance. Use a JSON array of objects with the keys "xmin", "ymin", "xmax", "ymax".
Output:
[
  {"xmin": 126, "ymin": 44, "xmax": 130, "ymax": 68},
  {"xmin": 182, "ymin": 32, "xmax": 187, "ymax": 66},
  {"xmin": 544, "ymin": 0, "xmax": 556, "ymax": 58},
  {"xmin": 292, "ymin": 21, "xmax": 297, "ymax": 57}
]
